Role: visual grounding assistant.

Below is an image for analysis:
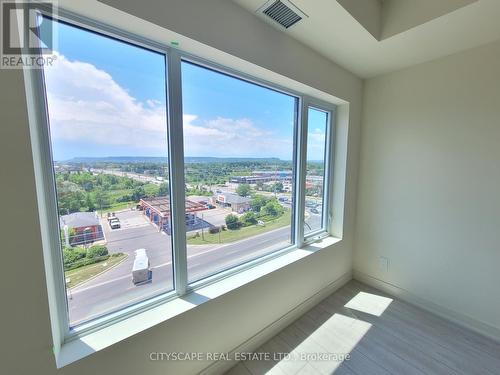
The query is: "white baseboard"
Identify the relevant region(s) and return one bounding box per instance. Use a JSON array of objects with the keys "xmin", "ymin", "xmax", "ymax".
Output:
[
  {"xmin": 199, "ymin": 271, "xmax": 352, "ymax": 375},
  {"xmin": 353, "ymin": 270, "xmax": 500, "ymax": 344}
]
